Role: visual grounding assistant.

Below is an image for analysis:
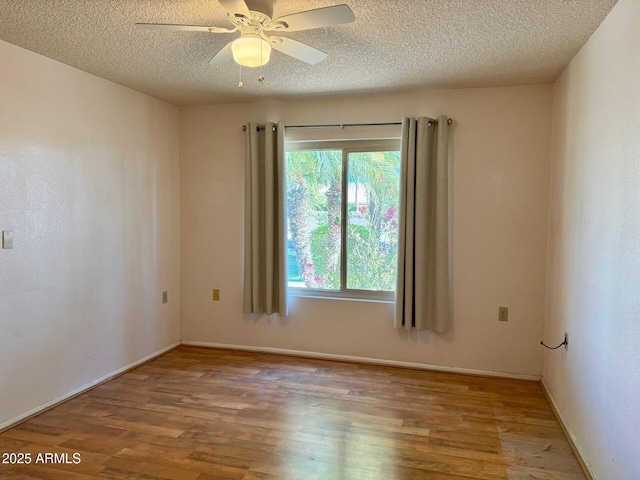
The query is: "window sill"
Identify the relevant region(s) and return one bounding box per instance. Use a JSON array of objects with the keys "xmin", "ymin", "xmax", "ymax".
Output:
[{"xmin": 288, "ymin": 290, "xmax": 395, "ymax": 304}]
